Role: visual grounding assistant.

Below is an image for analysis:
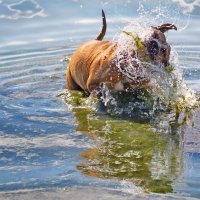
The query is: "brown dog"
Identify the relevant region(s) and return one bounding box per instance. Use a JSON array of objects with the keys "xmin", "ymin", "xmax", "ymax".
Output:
[{"xmin": 66, "ymin": 10, "xmax": 177, "ymax": 96}]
